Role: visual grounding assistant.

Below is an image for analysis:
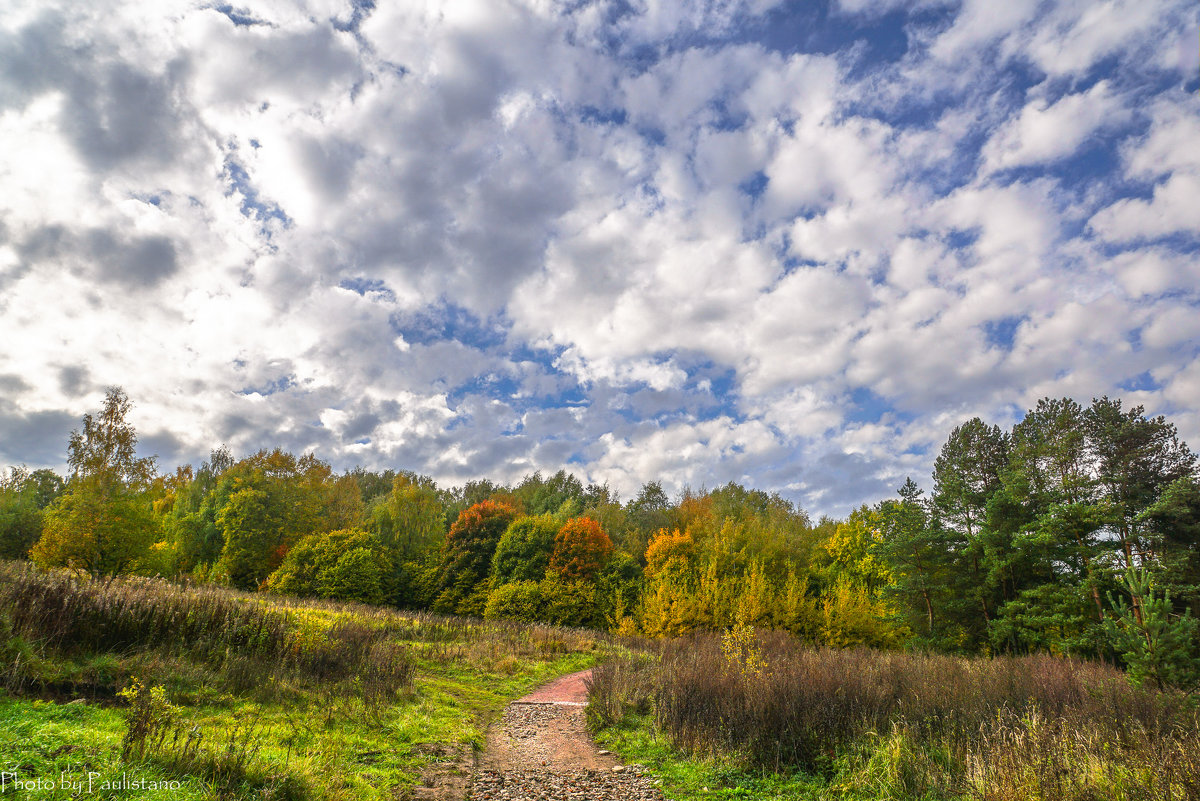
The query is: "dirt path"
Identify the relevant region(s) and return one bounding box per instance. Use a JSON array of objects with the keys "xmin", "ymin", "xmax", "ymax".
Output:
[{"xmin": 466, "ymin": 668, "xmax": 663, "ymax": 801}]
